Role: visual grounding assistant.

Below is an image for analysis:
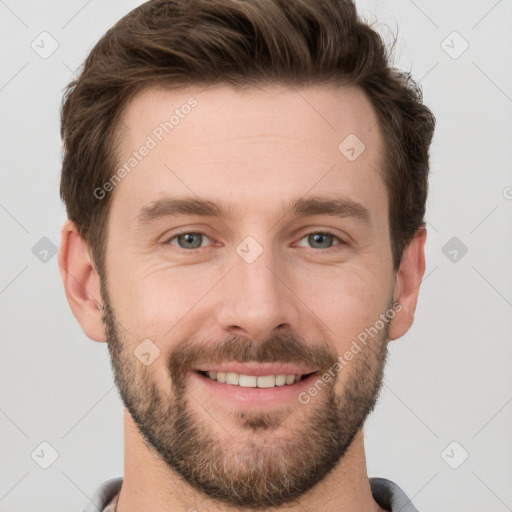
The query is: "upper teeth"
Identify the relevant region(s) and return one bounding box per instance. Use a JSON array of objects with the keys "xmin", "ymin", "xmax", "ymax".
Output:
[{"xmin": 206, "ymin": 371, "xmax": 303, "ymax": 388}]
